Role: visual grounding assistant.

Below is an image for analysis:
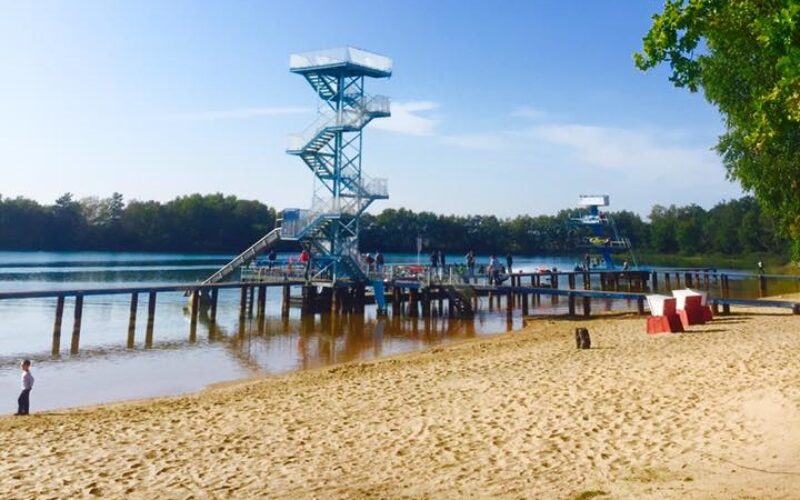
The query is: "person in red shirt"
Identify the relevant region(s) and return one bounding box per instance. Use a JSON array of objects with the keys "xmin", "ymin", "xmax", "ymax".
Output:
[{"xmin": 299, "ymin": 249, "xmax": 311, "ymax": 280}]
